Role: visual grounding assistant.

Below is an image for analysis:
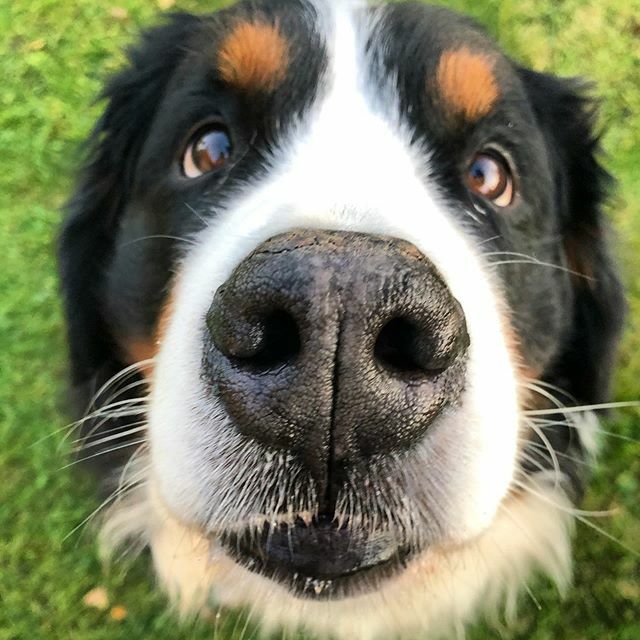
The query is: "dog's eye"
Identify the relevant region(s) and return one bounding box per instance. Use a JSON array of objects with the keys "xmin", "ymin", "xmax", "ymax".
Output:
[
  {"xmin": 466, "ymin": 152, "xmax": 514, "ymax": 207},
  {"xmin": 182, "ymin": 125, "xmax": 232, "ymax": 178}
]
